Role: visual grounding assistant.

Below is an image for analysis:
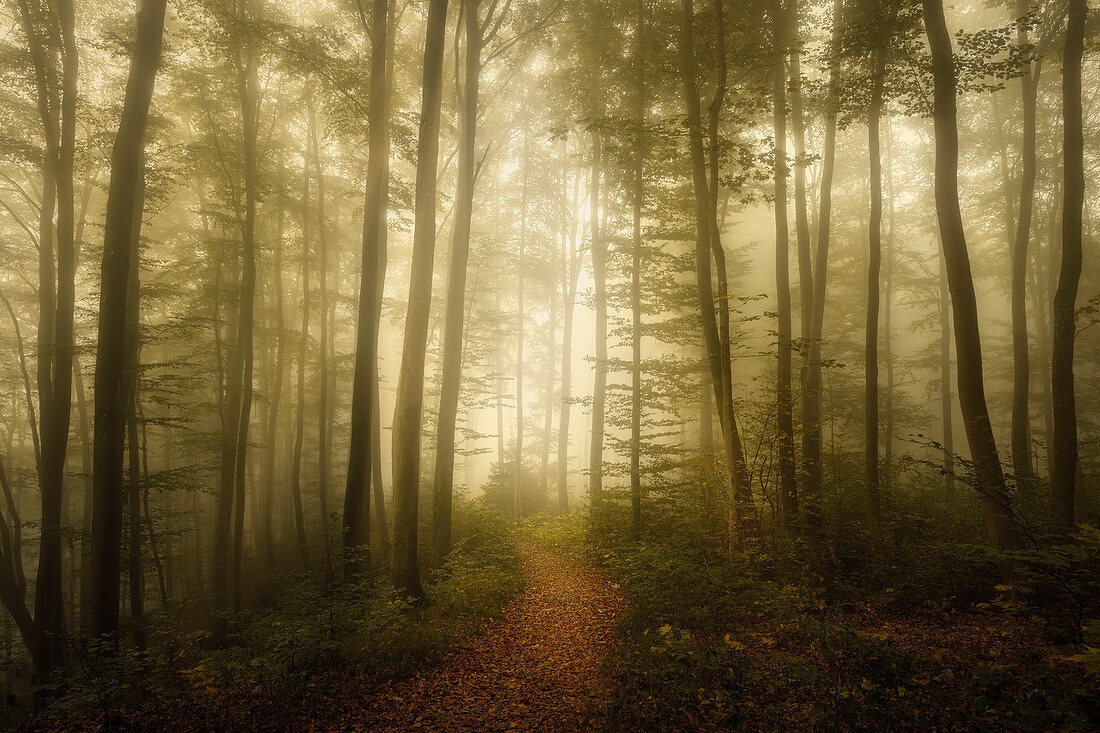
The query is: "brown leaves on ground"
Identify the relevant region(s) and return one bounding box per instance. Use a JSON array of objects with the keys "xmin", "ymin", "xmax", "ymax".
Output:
[{"xmin": 340, "ymin": 542, "xmax": 623, "ymax": 733}]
